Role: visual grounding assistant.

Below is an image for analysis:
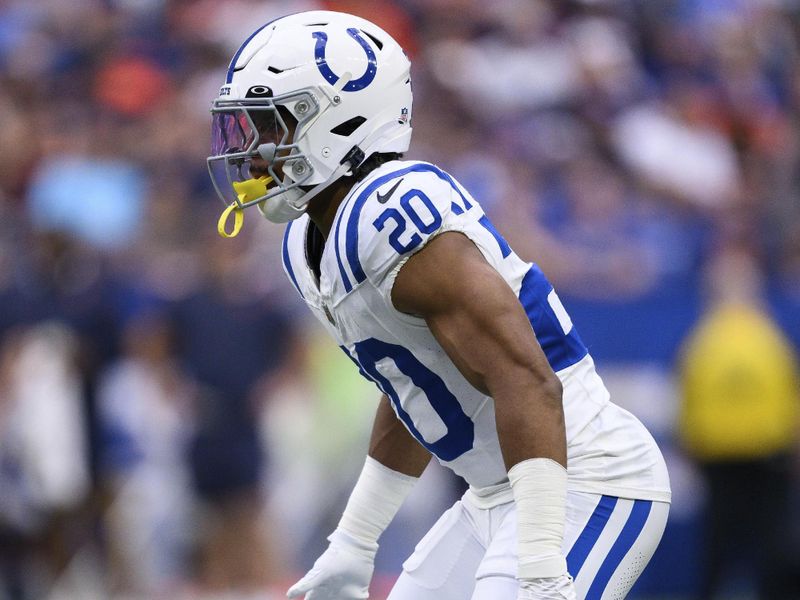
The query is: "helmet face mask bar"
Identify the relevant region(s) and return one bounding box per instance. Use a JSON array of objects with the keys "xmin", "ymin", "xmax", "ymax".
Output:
[{"xmin": 207, "ymin": 90, "xmax": 319, "ymax": 210}]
